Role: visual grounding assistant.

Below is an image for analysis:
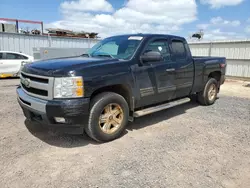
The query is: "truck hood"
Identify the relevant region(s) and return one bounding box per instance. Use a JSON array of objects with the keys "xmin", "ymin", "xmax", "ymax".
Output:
[{"xmin": 22, "ymin": 56, "xmax": 120, "ymax": 76}]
